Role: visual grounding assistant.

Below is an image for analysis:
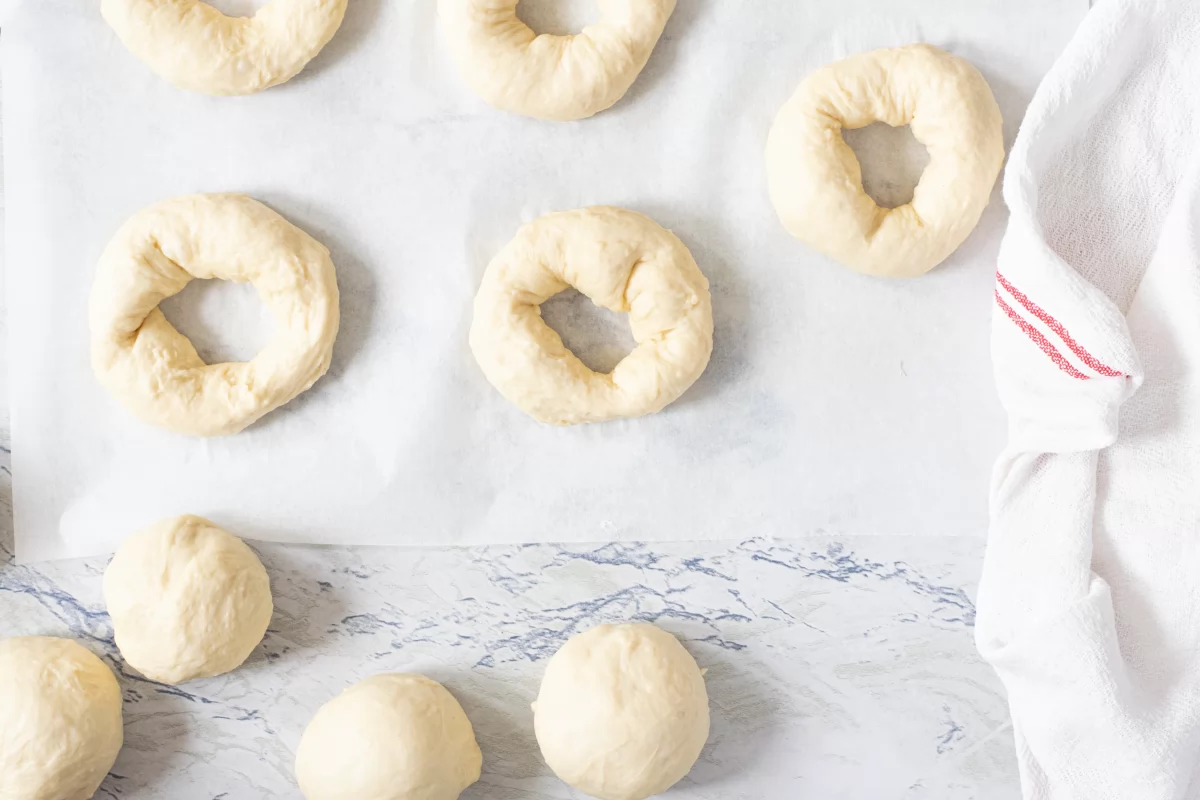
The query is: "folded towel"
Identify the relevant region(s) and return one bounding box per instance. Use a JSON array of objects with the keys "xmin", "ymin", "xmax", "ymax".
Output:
[{"xmin": 977, "ymin": 1, "xmax": 1200, "ymax": 797}]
